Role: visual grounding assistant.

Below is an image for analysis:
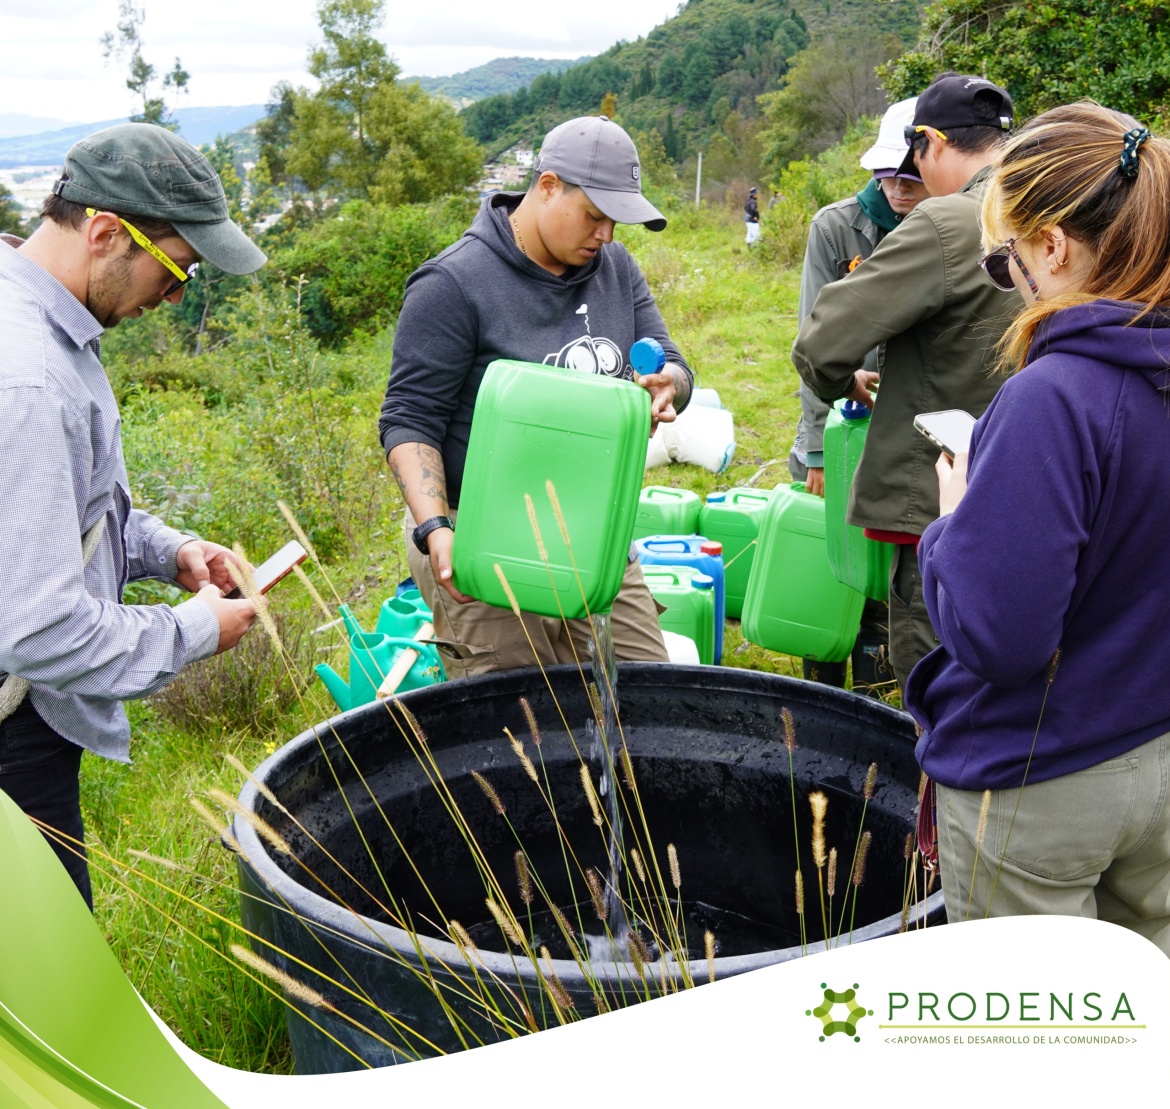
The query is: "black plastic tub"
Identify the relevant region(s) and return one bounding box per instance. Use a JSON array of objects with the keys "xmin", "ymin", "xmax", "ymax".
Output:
[{"xmin": 231, "ymin": 664, "xmax": 943, "ymax": 1072}]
